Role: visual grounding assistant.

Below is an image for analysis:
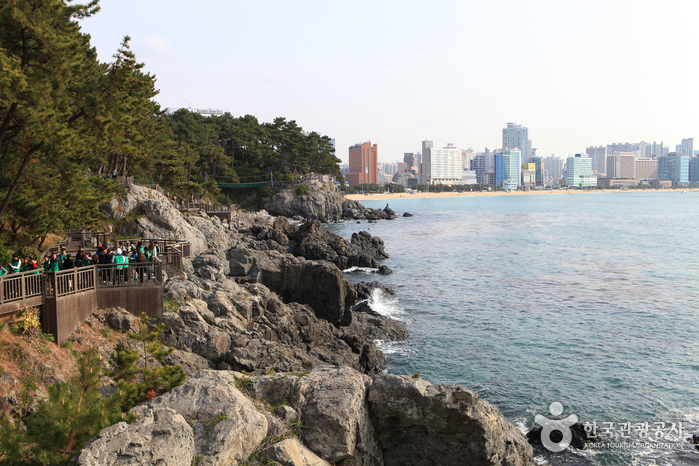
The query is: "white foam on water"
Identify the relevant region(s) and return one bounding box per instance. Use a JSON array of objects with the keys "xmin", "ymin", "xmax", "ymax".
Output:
[
  {"xmin": 343, "ymin": 266, "xmax": 378, "ymax": 274},
  {"xmin": 368, "ymin": 287, "xmax": 405, "ymax": 320}
]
